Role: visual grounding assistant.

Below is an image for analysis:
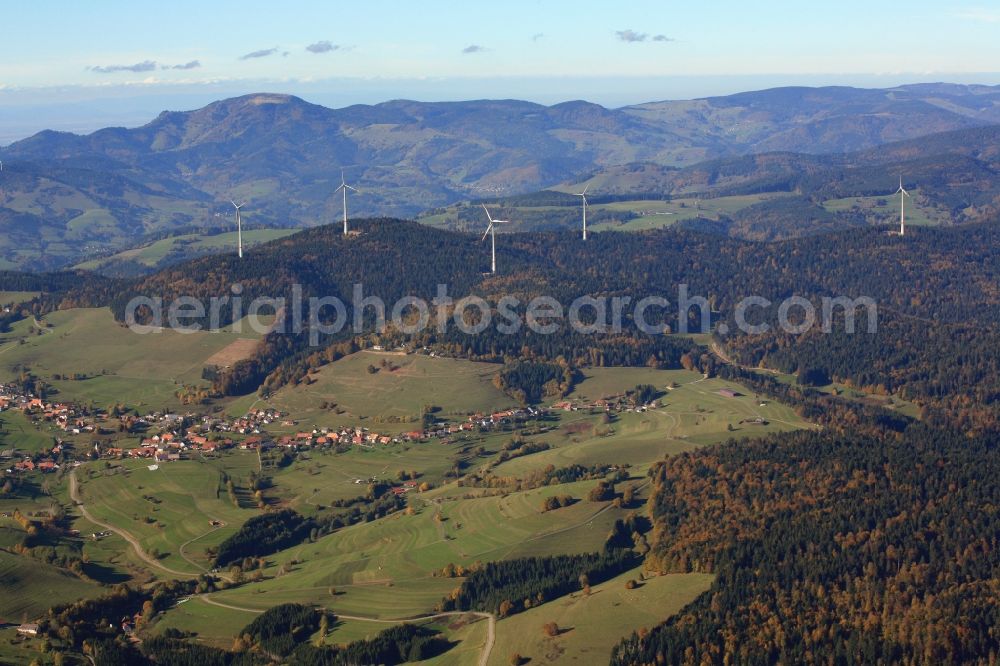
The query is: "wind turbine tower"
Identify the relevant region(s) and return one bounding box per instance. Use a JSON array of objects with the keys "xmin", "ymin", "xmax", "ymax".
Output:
[
  {"xmin": 481, "ymin": 204, "xmax": 511, "ymax": 274},
  {"xmin": 895, "ymin": 176, "xmax": 910, "ymax": 236},
  {"xmin": 574, "ymin": 185, "xmax": 589, "ymax": 240},
  {"xmin": 231, "ymin": 200, "xmax": 245, "ymax": 258},
  {"xmin": 336, "ymin": 170, "xmax": 357, "ymax": 235}
]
